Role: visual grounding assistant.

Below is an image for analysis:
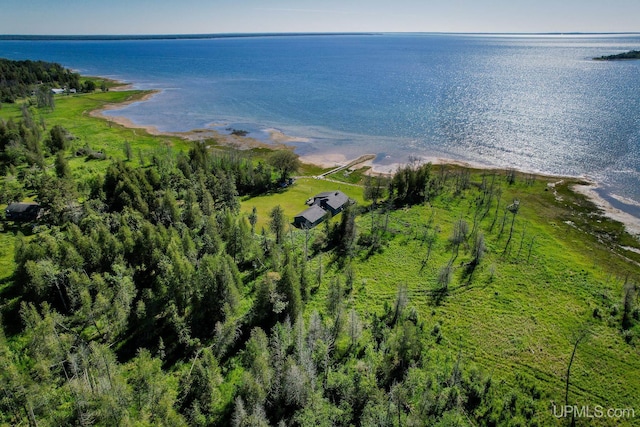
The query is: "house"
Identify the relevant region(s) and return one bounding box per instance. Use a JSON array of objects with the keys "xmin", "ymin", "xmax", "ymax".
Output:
[
  {"xmin": 5, "ymin": 202, "xmax": 42, "ymax": 222},
  {"xmin": 293, "ymin": 190, "xmax": 351, "ymax": 229},
  {"xmin": 312, "ymin": 191, "xmax": 349, "ymax": 216},
  {"xmin": 293, "ymin": 204, "xmax": 327, "ymax": 229},
  {"xmin": 51, "ymin": 88, "xmax": 65, "ymax": 95}
]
